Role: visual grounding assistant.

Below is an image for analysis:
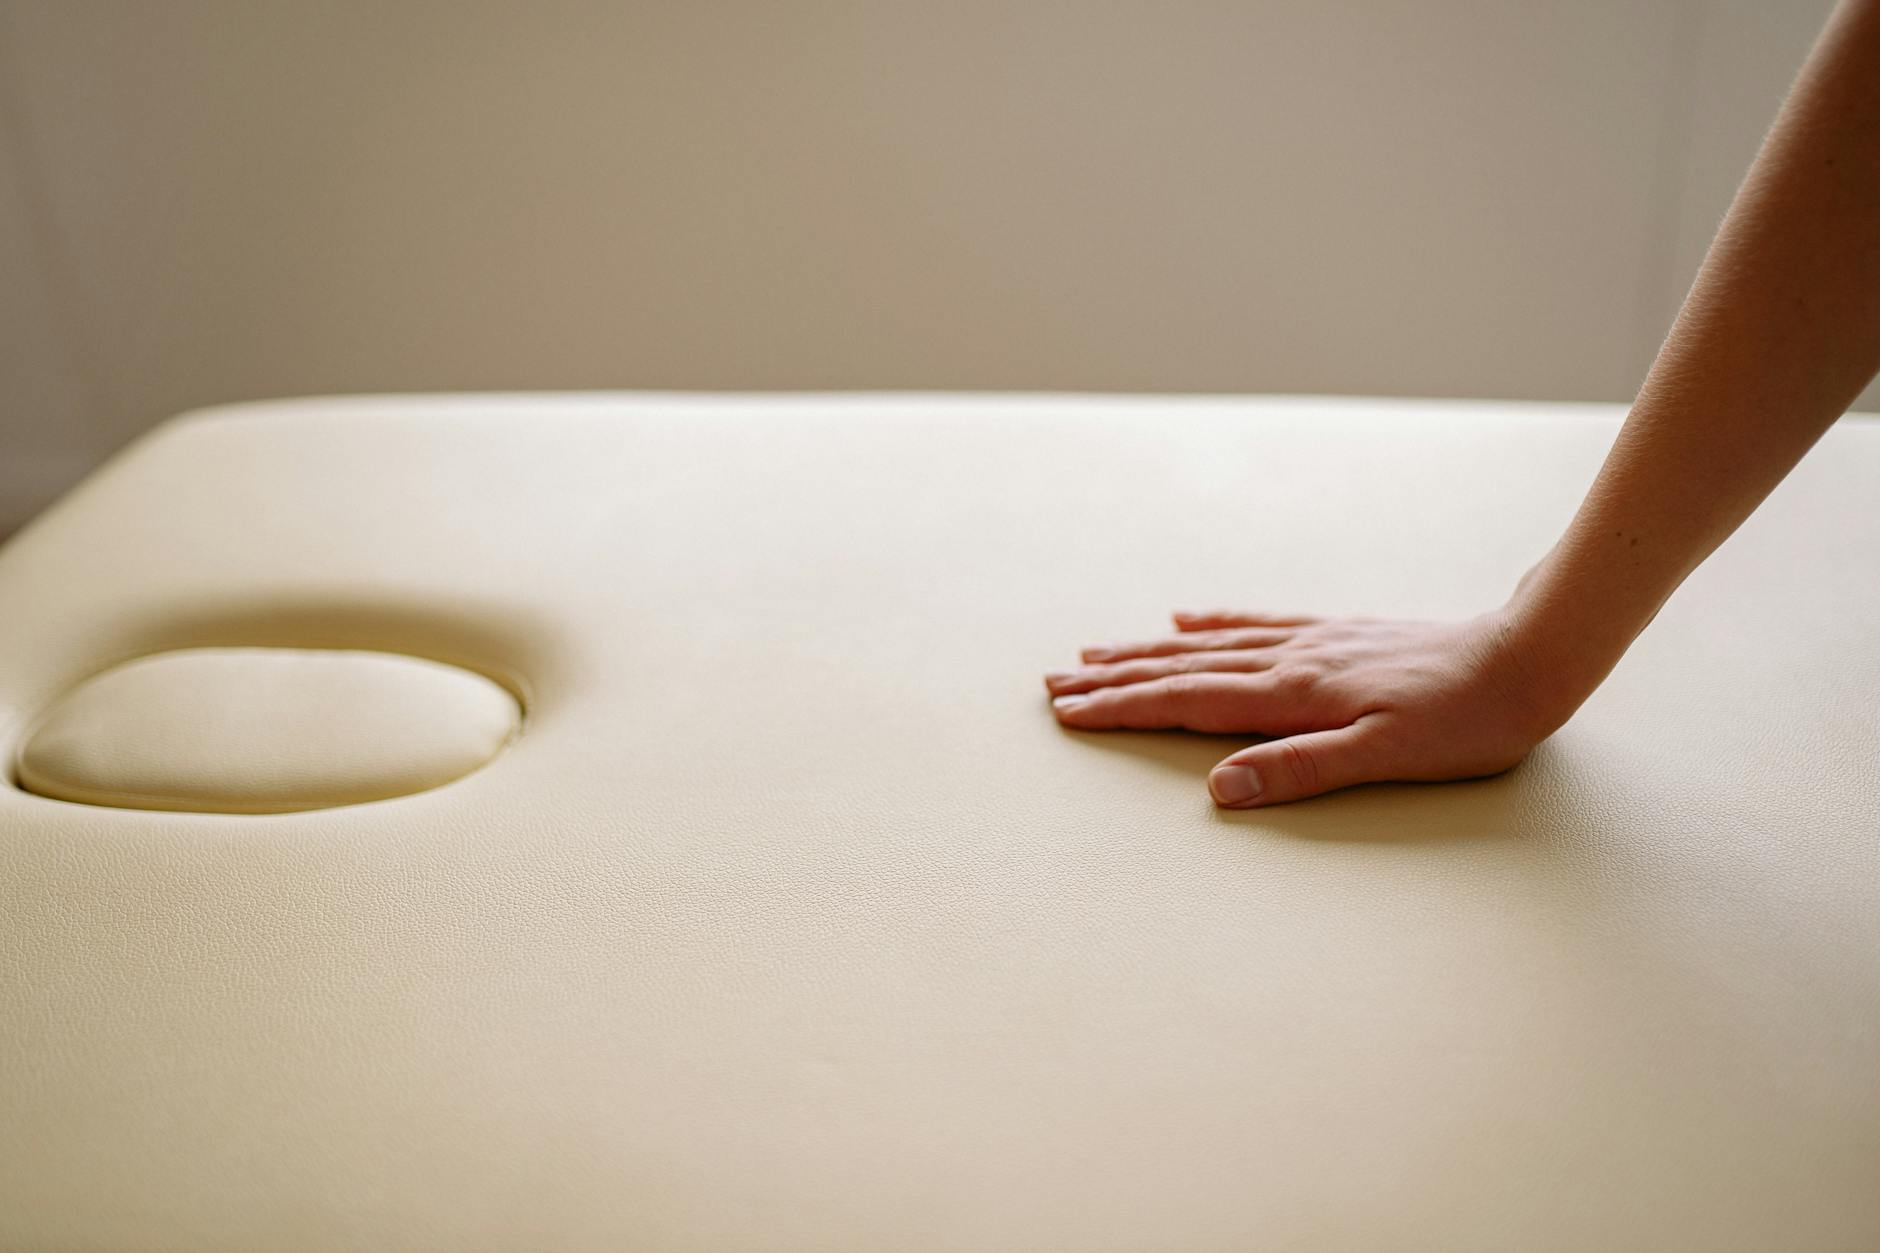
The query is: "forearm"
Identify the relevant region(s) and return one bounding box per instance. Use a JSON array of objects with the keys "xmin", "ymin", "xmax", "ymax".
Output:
[{"xmin": 1507, "ymin": 0, "xmax": 1880, "ymax": 713}]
